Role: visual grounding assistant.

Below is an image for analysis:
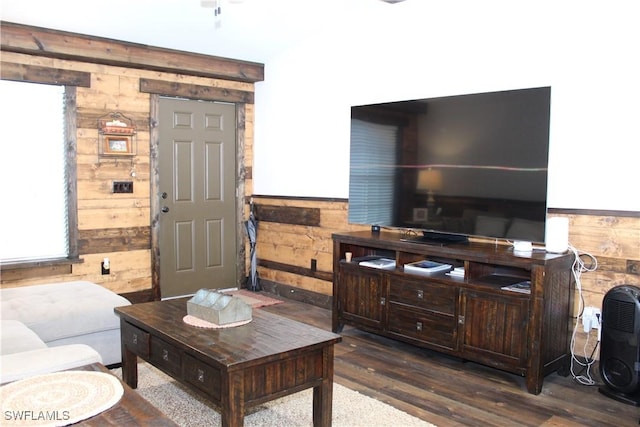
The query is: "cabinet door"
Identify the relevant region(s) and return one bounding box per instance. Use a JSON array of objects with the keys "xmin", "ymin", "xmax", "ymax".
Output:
[
  {"xmin": 459, "ymin": 289, "xmax": 529, "ymax": 373},
  {"xmin": 337, "ymin": 266, "xmax": 385, "ymax": 330}
]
